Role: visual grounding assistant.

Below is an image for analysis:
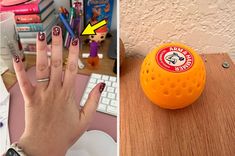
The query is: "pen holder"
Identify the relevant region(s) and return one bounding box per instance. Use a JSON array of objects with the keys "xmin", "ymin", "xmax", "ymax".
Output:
[
  {"xmin": 140, "ymin": 43, "xmax": 206, "ymax": 109},
  {"xmin": 0, "ymin": 12, "xmax": 23, "ymax": 72}
]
